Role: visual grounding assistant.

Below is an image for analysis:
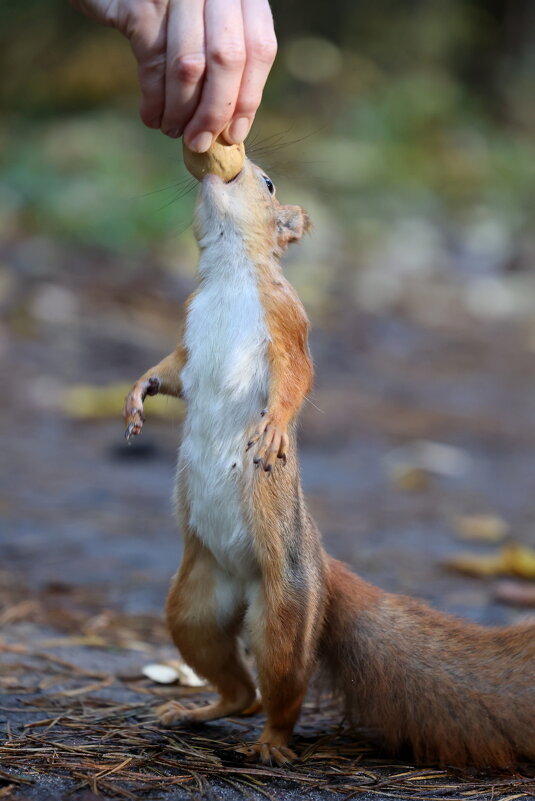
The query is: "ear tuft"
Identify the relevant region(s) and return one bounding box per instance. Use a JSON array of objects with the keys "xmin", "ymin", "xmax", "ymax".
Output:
[{"xmin": 276, "ymin": 205, "xmax": 311, "ymax": 250}]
